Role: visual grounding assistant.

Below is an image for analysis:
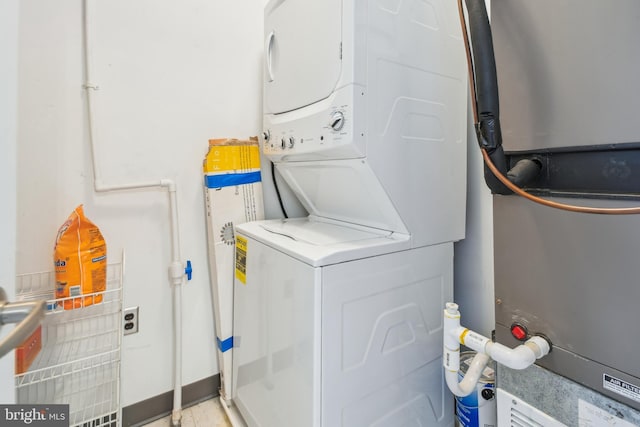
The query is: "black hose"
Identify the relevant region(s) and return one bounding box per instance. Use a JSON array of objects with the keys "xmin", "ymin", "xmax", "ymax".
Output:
[
  {"xmin": 464, "ymin": 0, "xmax": 512, "ymax": 194},
  {"xmin": 271, "ymin": 161, "xmax": 288, "ymax": 219},
  {"xmin": 465, "ymin": 0, "xmax": 499, "ymax": 120},
  {"xmin": 484, "ymin": 145, "xmax": 512, "ymax": 194}
]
